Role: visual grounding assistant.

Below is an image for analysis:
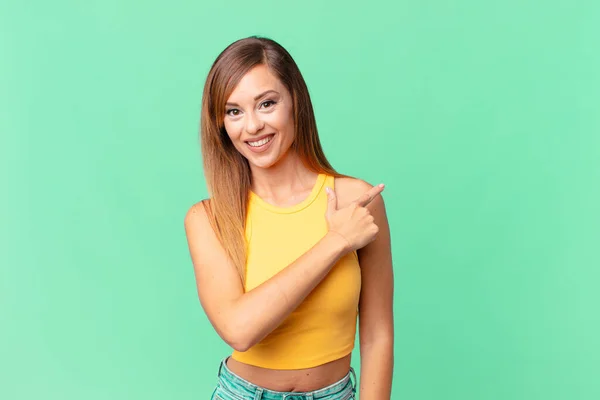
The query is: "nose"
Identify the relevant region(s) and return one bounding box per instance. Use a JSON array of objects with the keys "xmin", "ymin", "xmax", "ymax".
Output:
[{"xmin": 244, "ymin": 110, "xmax": 265, "ymax": 135}]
